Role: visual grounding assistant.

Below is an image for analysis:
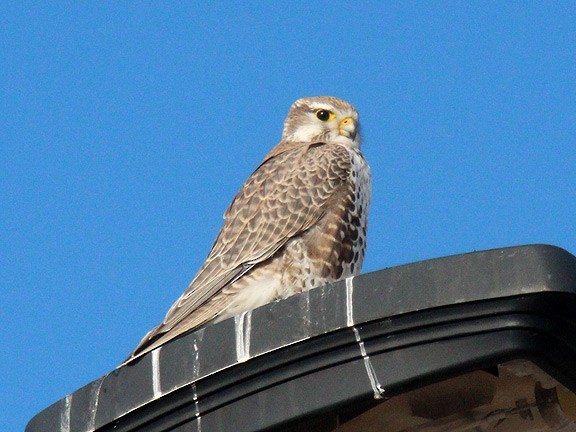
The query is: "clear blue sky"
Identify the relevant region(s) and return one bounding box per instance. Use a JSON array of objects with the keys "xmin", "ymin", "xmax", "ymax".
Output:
[{"xmin": 2, "ymin": 2, "xmax": 575, "ymax": 429}]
